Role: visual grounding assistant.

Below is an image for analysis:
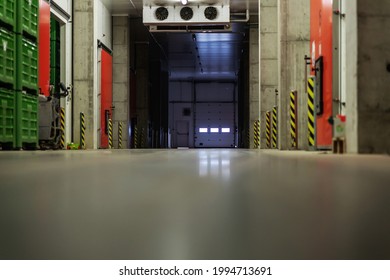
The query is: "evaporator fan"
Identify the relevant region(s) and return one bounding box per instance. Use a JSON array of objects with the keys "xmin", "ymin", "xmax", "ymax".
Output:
[
  {"xmin": 155, "ymin": 7, "xmax": 169, "ymax": 21},
  {"xmin": 180, "ymin": 7, "xmax": 194, "ymax": 21},
  {"xmin": 204, "ymin": 7, "xmax": 218, "ymax": 20}
]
